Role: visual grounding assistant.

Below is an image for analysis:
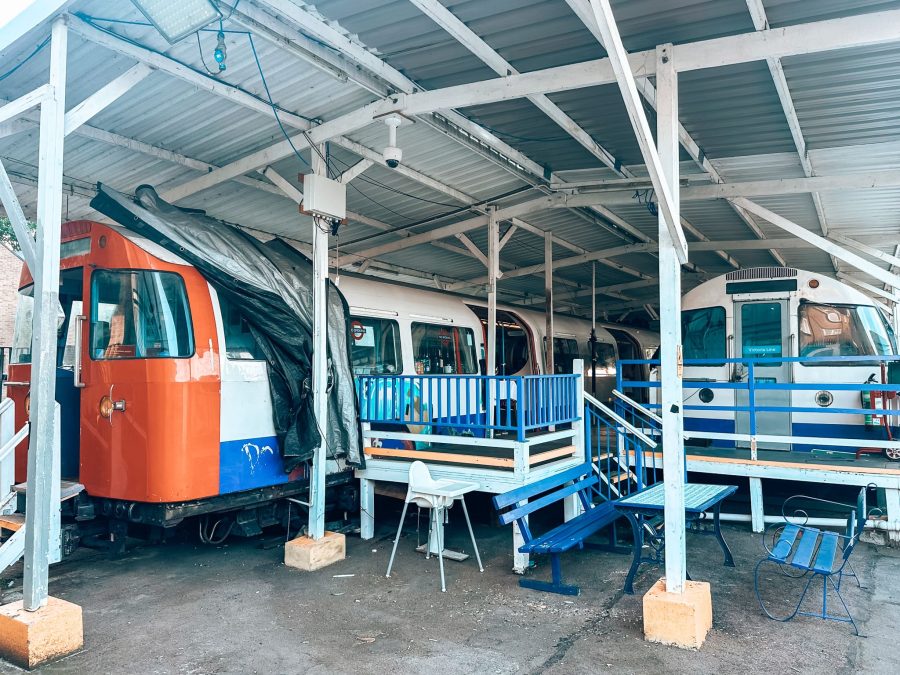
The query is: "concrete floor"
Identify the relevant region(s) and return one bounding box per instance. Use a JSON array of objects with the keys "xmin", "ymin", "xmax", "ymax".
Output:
[{"xmin": 1, "ymin": 500, "xmax": 898, "ymax": 674}]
